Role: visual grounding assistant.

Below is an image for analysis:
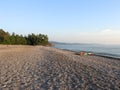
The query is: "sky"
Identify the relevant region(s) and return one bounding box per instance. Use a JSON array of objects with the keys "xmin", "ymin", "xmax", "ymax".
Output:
[{"xmin": 0, "ymin": 0, "xmax": 120, "ymax": 44}]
